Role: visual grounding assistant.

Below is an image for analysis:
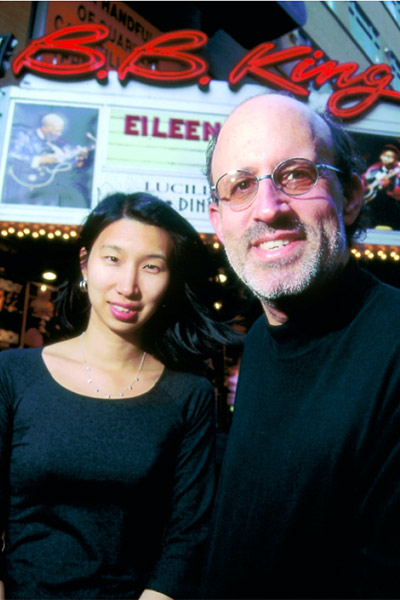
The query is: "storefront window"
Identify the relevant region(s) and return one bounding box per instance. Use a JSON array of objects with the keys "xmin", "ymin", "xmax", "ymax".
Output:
[
  {"xmin": 384, "ymin": 0, "xmax": 400, "ymax": 26},
  {"xmin": 348, "ymin": 1, "xmax": 383, "ymax": 64},
  {"xmin": 385, "ymin": 49, "xmax": 400, "ymax": 89}
]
